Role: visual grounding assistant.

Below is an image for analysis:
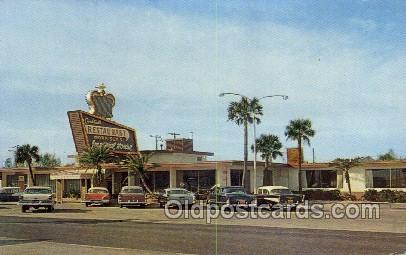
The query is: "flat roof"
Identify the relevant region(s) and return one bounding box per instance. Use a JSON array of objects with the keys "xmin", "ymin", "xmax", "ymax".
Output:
[{"xmin": 141, "ymin": 150, "xmax": 214, "ymax": 156}]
